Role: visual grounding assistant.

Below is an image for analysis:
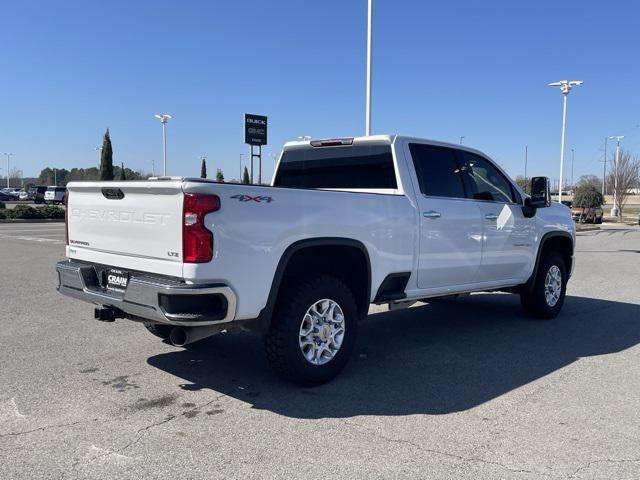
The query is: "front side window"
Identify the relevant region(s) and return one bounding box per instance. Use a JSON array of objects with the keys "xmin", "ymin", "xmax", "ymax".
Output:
[
  {"xmin": 460, "ymin": 152, "xmax": 515, "ymax": 203},
  {"xmin": 409, "ymin": 143, "xmax": 466, "ymax": 199}
]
